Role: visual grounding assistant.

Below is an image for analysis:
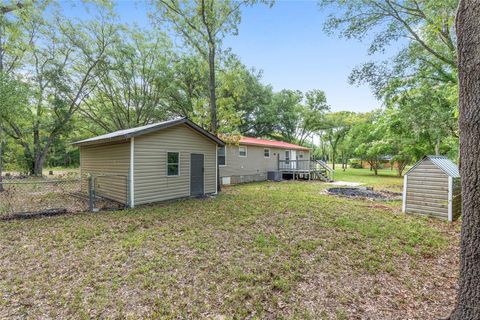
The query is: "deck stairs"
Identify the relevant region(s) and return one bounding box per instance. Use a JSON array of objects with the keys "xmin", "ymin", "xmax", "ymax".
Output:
[
  {"xmin": 310, "ymin": 160, "xmax": 334, "ymax": 182},
  {"xmin": 277, "ymin": 158, "xmax": 334, "ymax": 182}
]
